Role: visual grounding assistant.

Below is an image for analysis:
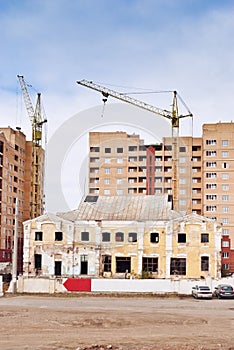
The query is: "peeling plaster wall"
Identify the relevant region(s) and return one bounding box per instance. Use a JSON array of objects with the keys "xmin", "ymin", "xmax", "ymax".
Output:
[{"xmin": 23, "ymin": 214, "xmax": 221, "ymax": 280}]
